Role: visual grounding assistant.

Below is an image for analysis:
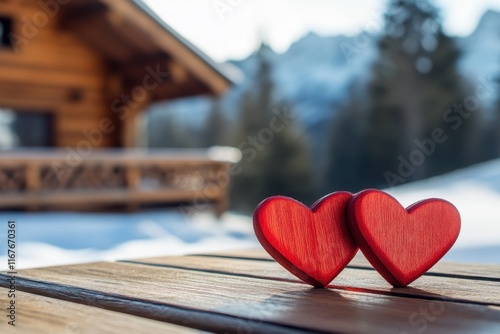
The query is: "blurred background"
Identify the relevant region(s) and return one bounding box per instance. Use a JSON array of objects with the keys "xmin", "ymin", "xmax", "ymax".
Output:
[
  {"xmin": 1, "ymin": 0, "xmax": 499, "ymax": 268},
  {"xmin": 144, "ymin": 0, "xmax": 500, "ymax": 210}
]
